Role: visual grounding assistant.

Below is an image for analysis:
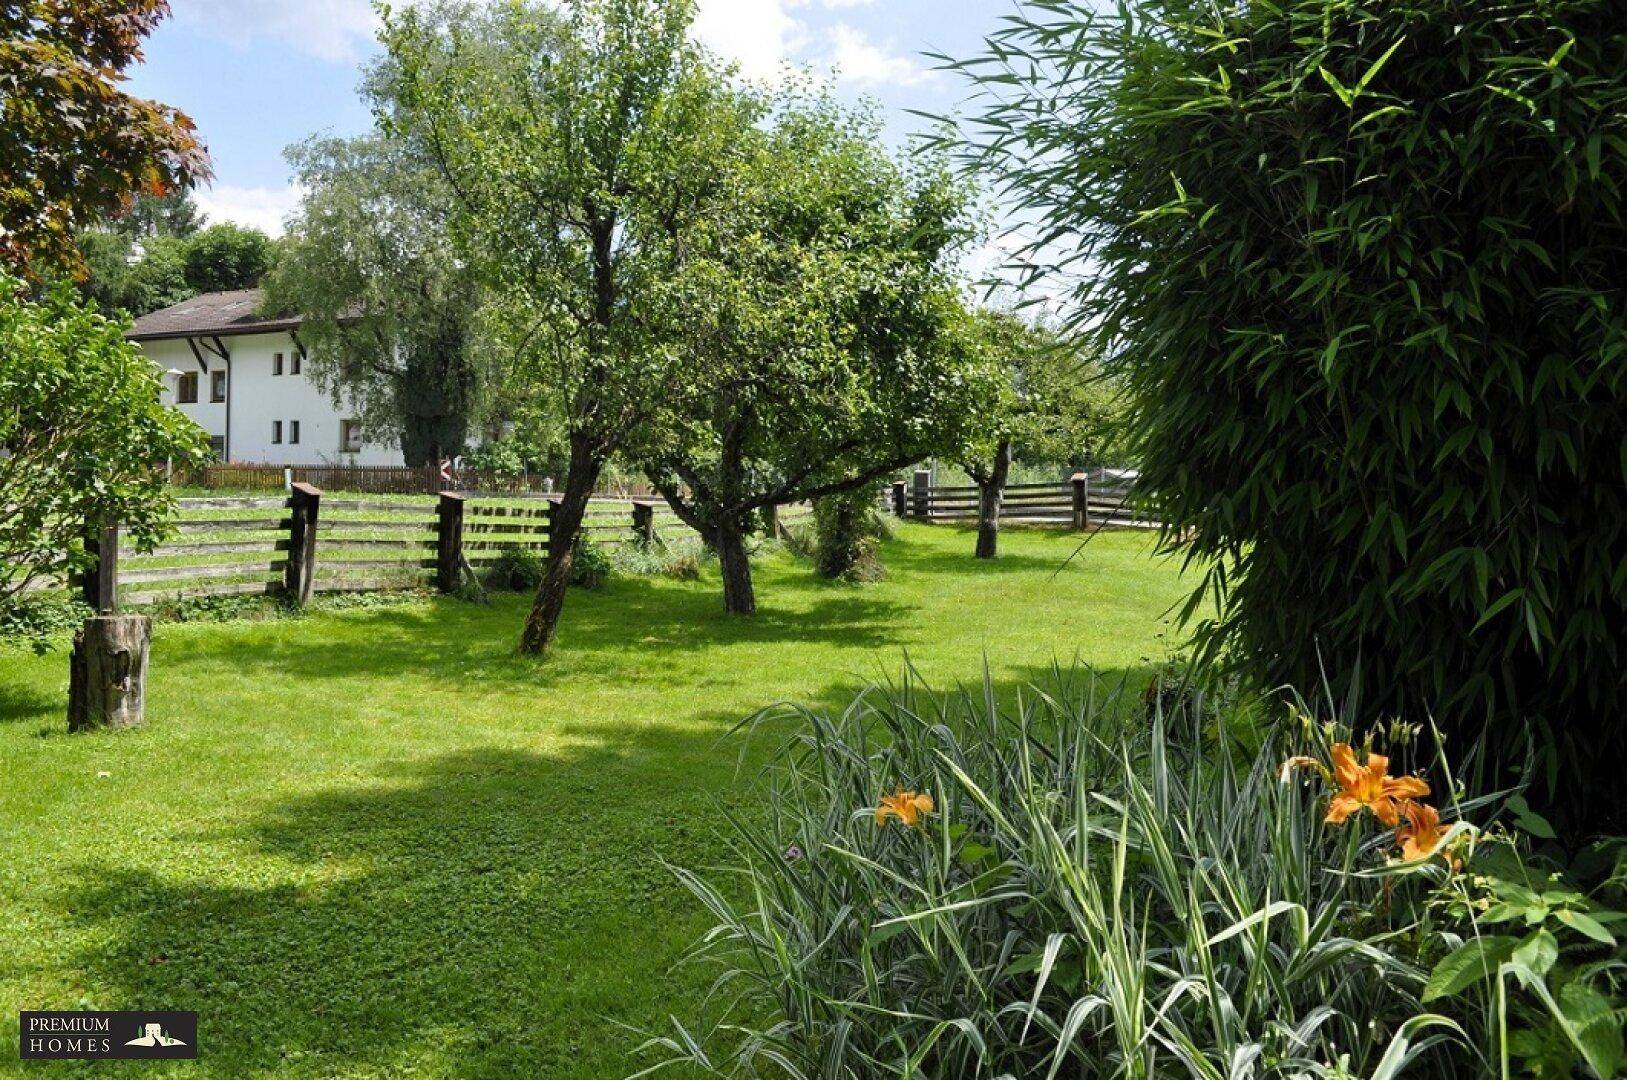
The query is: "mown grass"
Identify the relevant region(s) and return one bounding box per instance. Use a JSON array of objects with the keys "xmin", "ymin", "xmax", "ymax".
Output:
[{"xmin": 0, "ymin": 525, "xmax": 1186, "ymax": 1078}]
